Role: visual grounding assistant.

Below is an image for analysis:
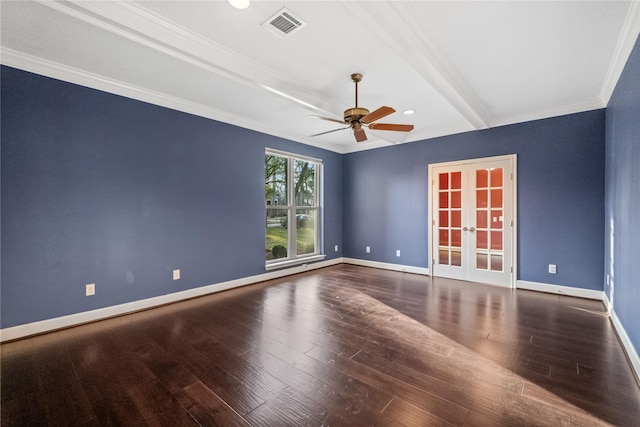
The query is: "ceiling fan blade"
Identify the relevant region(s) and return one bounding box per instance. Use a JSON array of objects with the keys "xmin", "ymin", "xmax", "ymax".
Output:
[
  {"xmin": 310, "ymin": 126, "xmax": 350, "ymax": 137},
  {"xmin": 361, "ymin": 106, "xmax": 395, "ymax": 124},
  {"xmin": 368, "ymin": 123, "xmax": 414, "ymax": 132},
  {"xmin": 310, "ymin": 115, "xmax": 346, "ymax": 125},
  {"xmin": 354, "ymin": 127, "xmax": 367, "ymax": 143}
]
